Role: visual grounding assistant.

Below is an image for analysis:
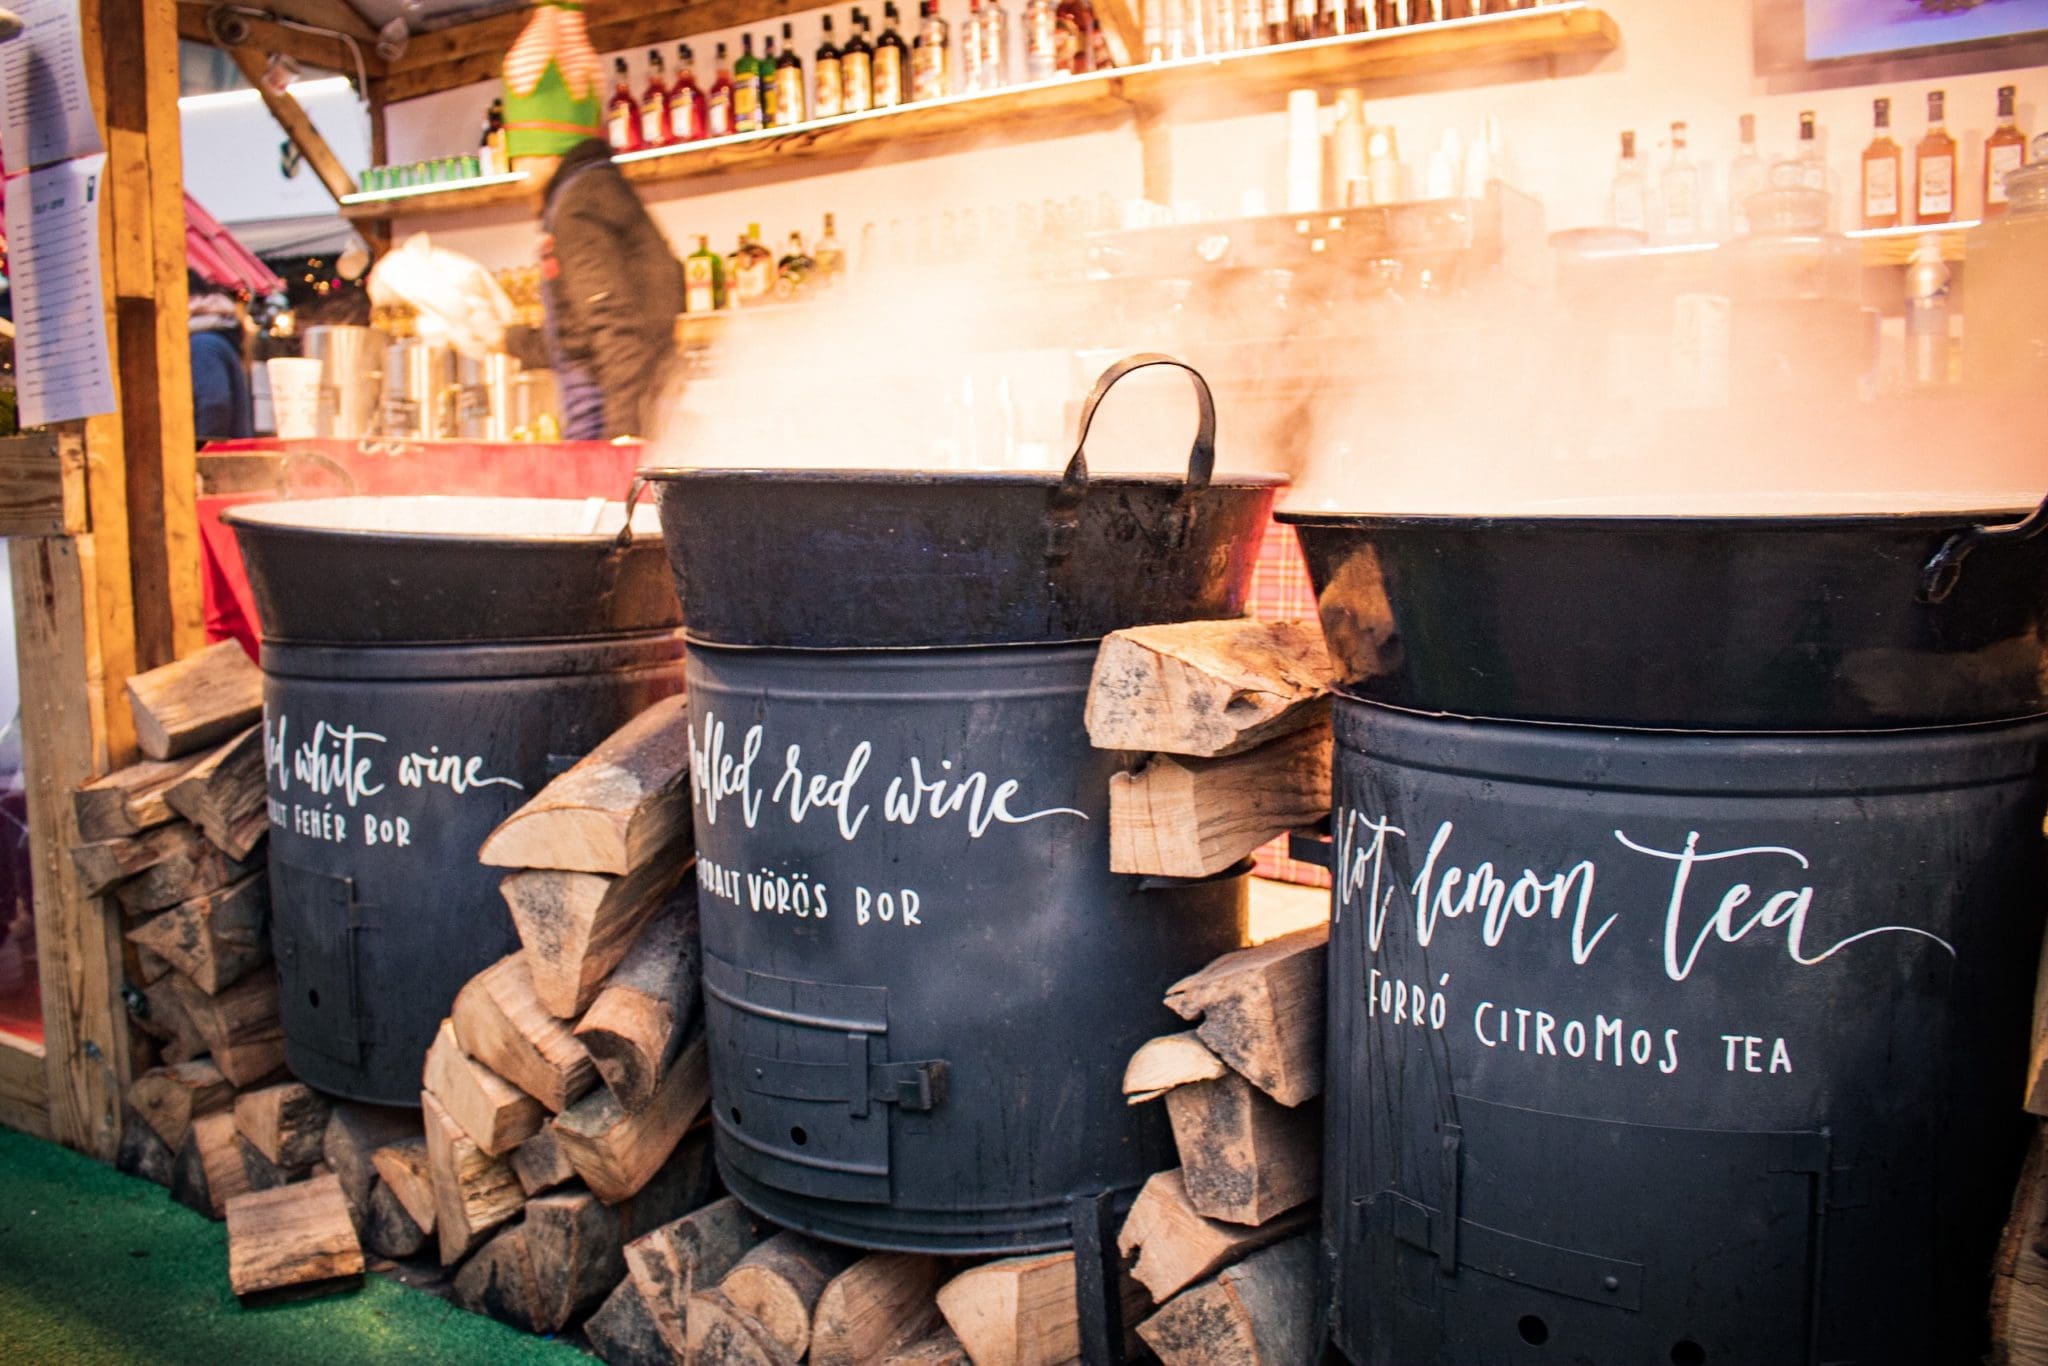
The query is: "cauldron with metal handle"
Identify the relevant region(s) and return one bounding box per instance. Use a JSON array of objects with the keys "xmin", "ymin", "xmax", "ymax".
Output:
[
  {"xmin": 642, "ymin": 355, "xmax": 1275, "ymax": 1261},
  {"xmin": 1280, "ymin": 490, "xmax": 2048, "ymax": 730}
]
